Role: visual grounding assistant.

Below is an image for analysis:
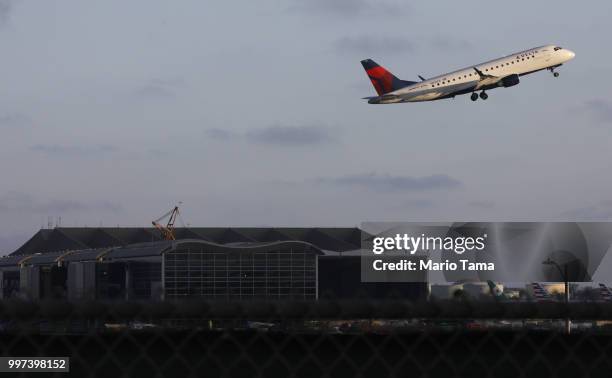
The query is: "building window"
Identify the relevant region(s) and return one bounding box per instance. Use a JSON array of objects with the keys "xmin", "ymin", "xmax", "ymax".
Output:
[{"xmin": 164, "ymin": 244, "xmax": 318, "ymax": 300}]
